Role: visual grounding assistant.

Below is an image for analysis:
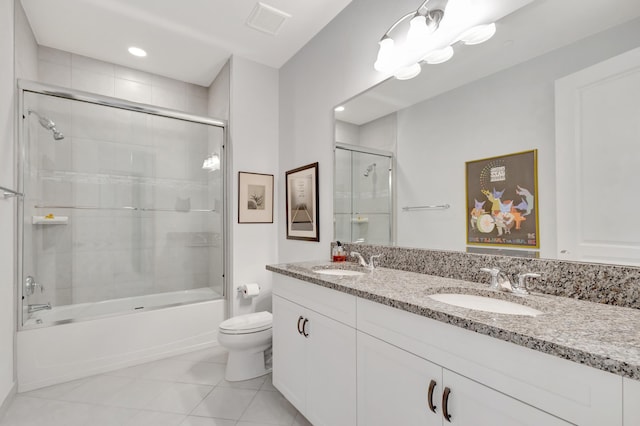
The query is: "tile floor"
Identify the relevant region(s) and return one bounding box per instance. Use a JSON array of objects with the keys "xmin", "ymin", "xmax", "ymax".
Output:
[{"xmin": 0, "ymin": 347, "xmax": 311, "ymax": 426}]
